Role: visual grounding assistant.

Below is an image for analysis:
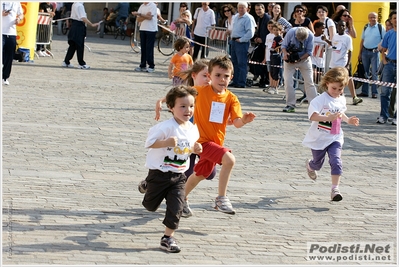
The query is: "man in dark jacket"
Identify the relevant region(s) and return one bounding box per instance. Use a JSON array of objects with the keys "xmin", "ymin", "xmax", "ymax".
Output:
[{"xmin": 251, "ymin": 3, "xmax": 271, "ymax": 88}]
